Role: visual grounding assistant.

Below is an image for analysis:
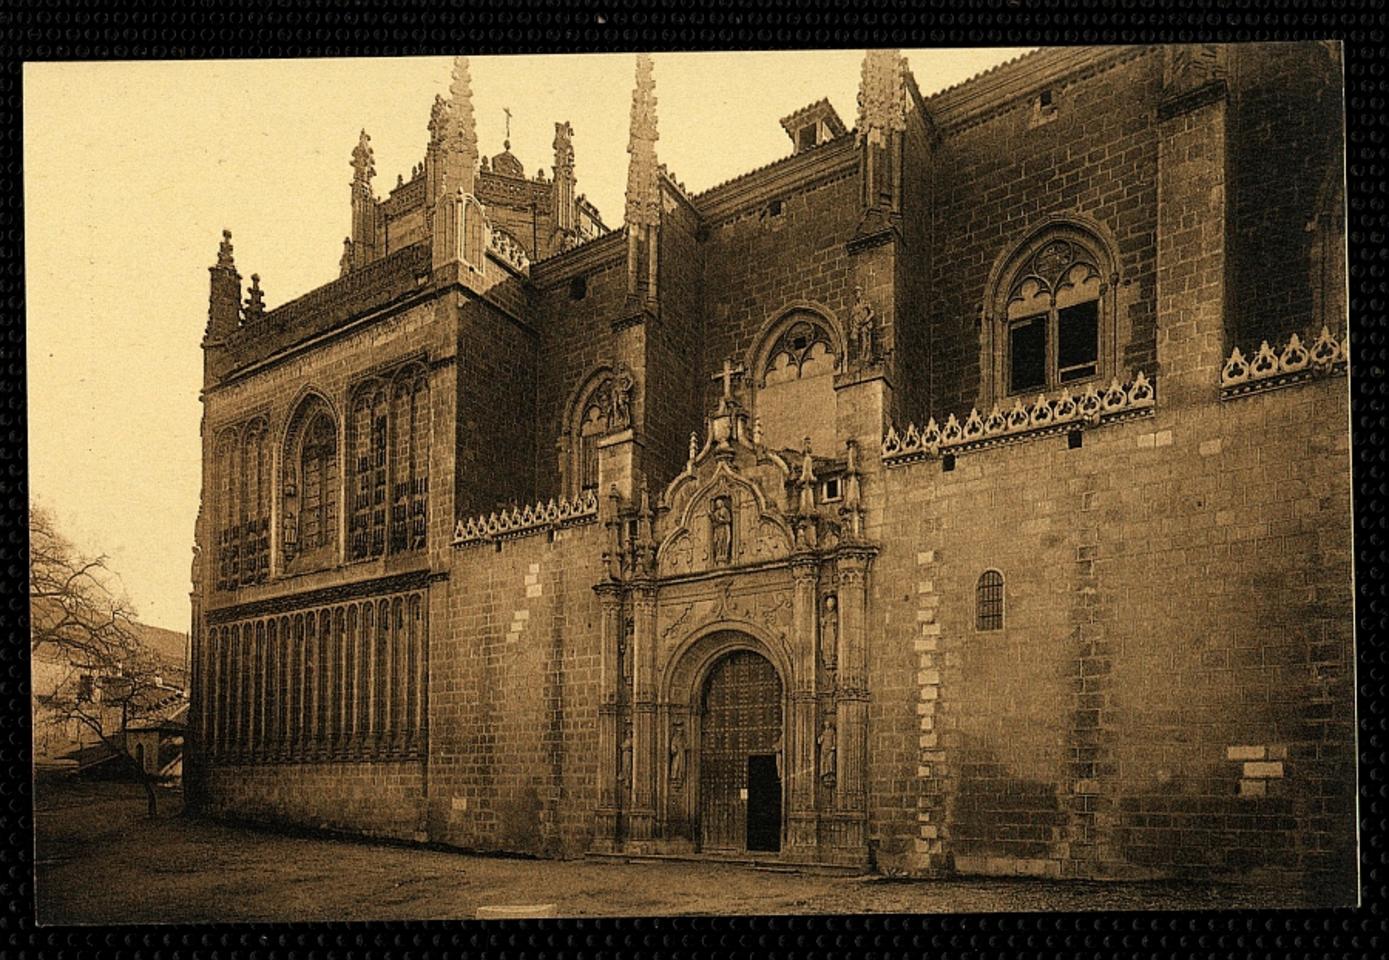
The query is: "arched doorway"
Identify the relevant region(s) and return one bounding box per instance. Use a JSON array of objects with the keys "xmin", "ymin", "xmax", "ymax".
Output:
[{"xmin": 698, "ymin": 649, "xmax": 784, "ymax": 853}]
